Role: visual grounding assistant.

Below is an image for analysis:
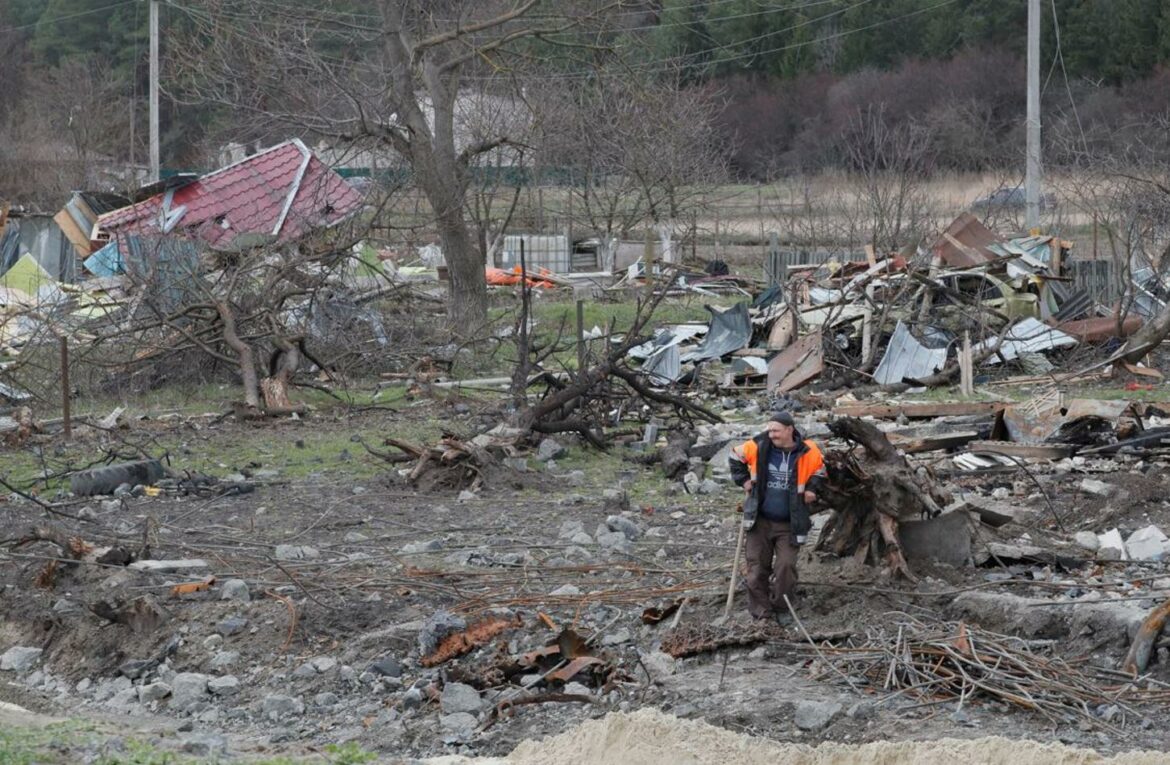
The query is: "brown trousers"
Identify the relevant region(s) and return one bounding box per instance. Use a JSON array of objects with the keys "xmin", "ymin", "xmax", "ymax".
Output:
[{"xmin": 744, "ymin": 517, "xmax": 798, "ymax": 619}]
